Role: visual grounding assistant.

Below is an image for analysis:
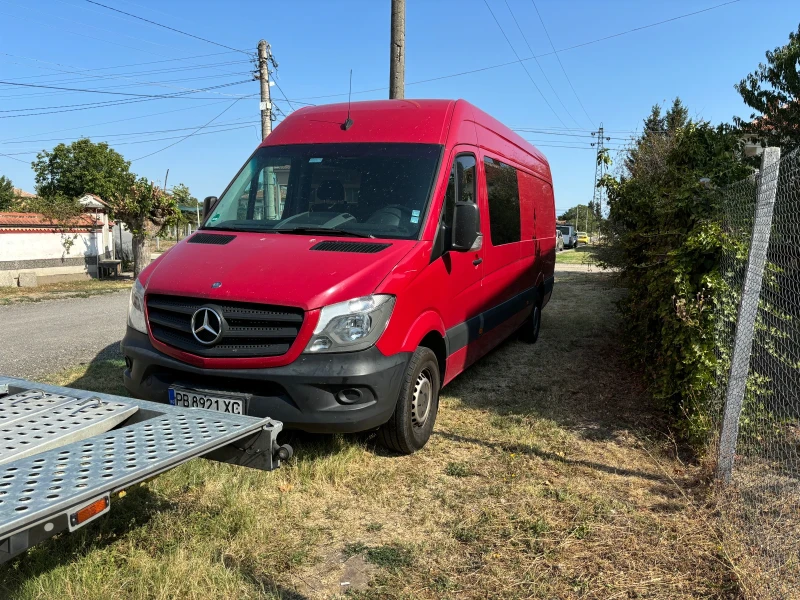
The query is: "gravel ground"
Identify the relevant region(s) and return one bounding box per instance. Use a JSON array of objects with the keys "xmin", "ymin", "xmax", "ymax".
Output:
[{"xmin": 0, "ymin": 290, "xmax": 129, "ymax": 380}]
